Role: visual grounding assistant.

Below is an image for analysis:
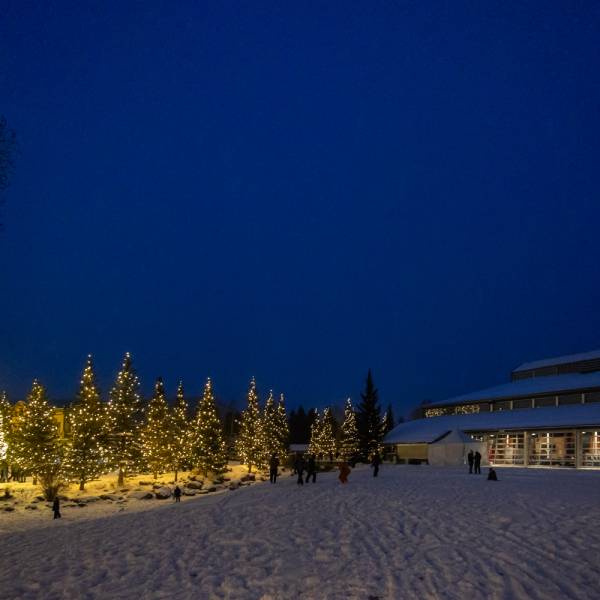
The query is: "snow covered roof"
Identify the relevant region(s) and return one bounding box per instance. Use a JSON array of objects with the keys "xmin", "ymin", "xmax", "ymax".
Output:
[
  {"xmin": 513, "ymin": 349, "xmax": 600, "ymax": 373},
  {"xmin": 428, "ymin": 371, "xmax": 600, "ymax": 407},
  {"xmin": 384, "ymin": 403, "xmax": 600, "ymax": 444},
  {"xmin": 433, "ymin": 429, "xmax": 474, "ymax": 444}
]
